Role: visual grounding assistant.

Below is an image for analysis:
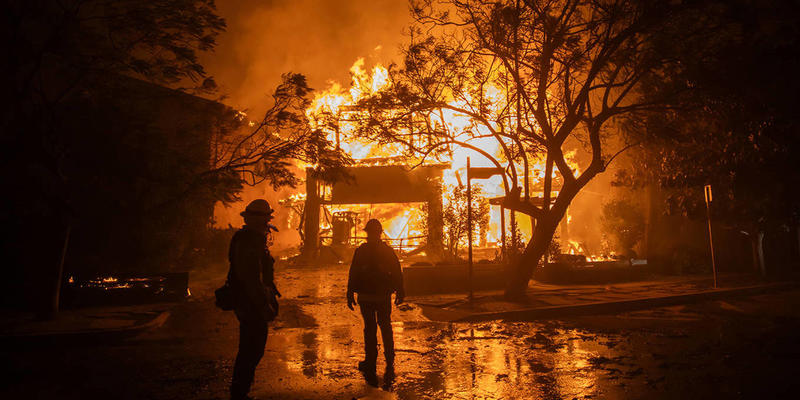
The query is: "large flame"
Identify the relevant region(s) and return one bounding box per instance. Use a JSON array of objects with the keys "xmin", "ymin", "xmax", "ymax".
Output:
[{"xmin": 305, "ymin": 58, "xmax": 586, "ymax": 255}]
